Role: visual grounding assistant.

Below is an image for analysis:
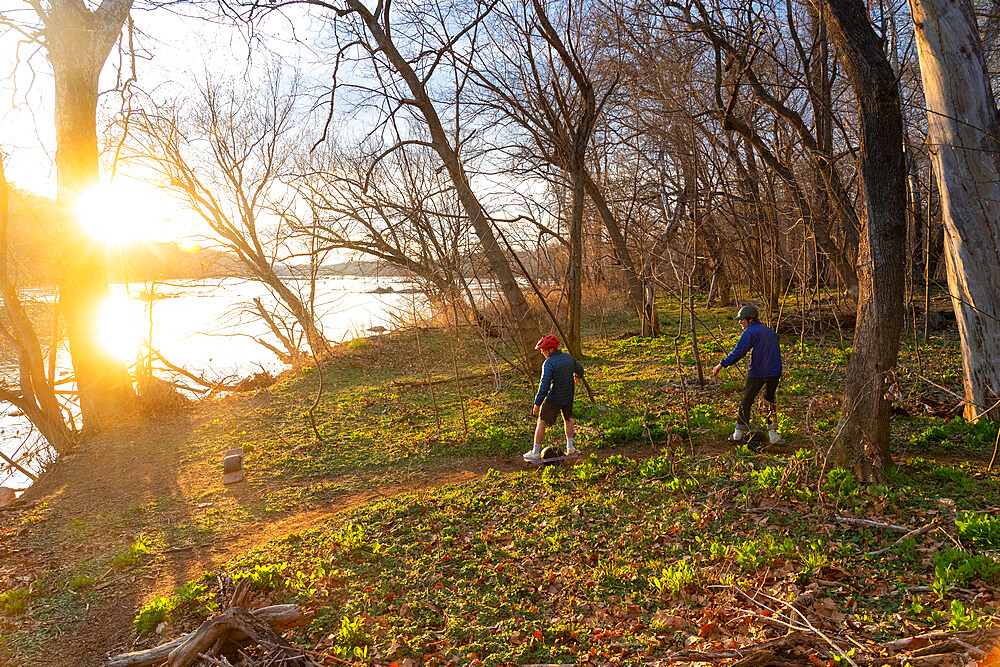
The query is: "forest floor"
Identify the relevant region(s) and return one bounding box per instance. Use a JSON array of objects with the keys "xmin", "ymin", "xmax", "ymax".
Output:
[{"xmin": 1, "ymin": 293, "xmax": 999, "ymax": 666}]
